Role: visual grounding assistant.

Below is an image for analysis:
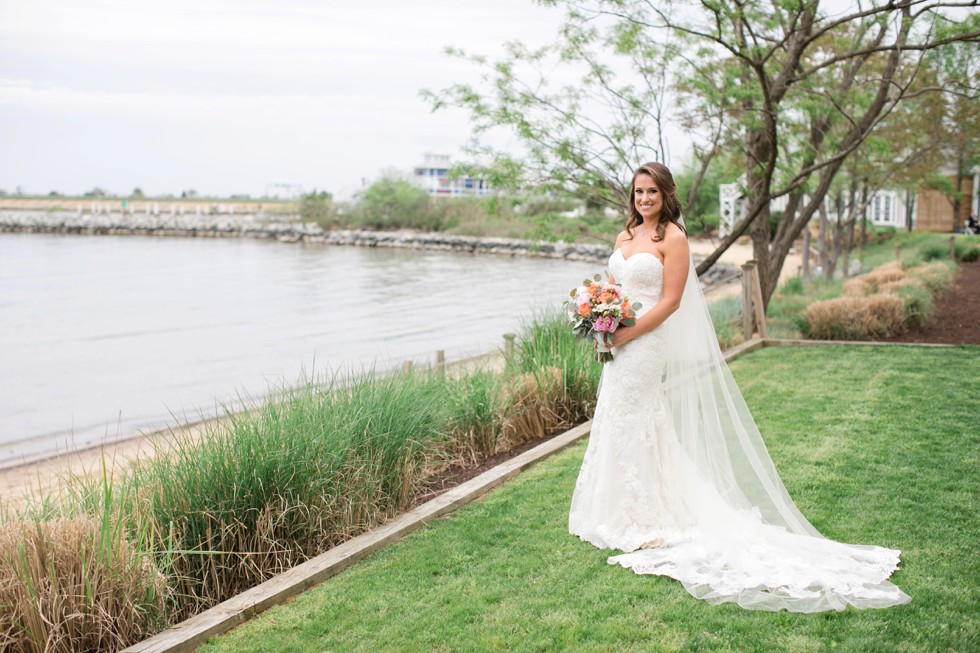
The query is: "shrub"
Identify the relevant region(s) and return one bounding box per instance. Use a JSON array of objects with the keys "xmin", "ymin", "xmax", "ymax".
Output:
[
  {"xmin": 906, "ymin": 261, "xmax": 955, "ymax": 295},
  {"xmin": 802, "ymin": 295, "xmax": 906, "ymax": 340},
  {"xmin": 895, "ymin": 283, "xmax": 934, "ymax": 329},
  {"xmin": 350, "ymin": 176, "xmax": 438, "ymax": 230},
  {"xmin": 960, "ymin": 246, "xmax": 980, "ymax": 263},
  {"xmin": 298, "ymin": 190, "xmax": 335, "ymax": 227},
  {"xmin": 921, "ymin": 244, "xmax": 949, "ymax": 262},
  {"xmin": 842, "ymin": 276, "xmax": 871, "ymax": 297},
  {"xmin": 781, "ymin": 276, "xmax": 805, "ymax": 295},
  {"xmin": 860, "ymin": 263, "xmax": 906, "ymax": 291}
]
